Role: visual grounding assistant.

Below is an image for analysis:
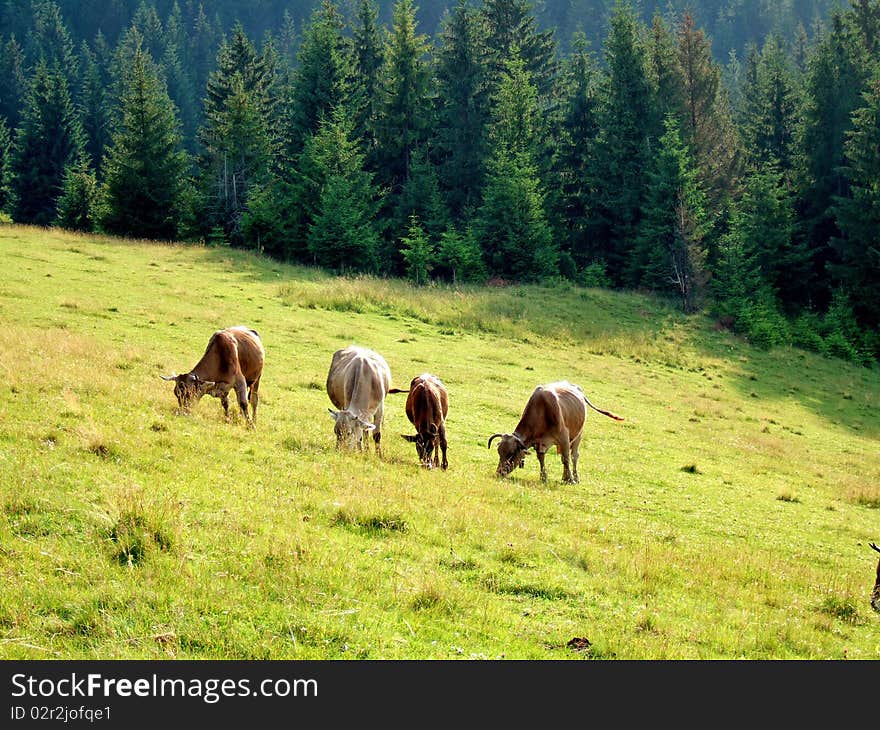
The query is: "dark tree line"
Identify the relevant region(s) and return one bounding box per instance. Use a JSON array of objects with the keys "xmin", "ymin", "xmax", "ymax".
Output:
[{"xmin": 0, "ymin": 0, "xmax": 878, "ymax": 363}]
